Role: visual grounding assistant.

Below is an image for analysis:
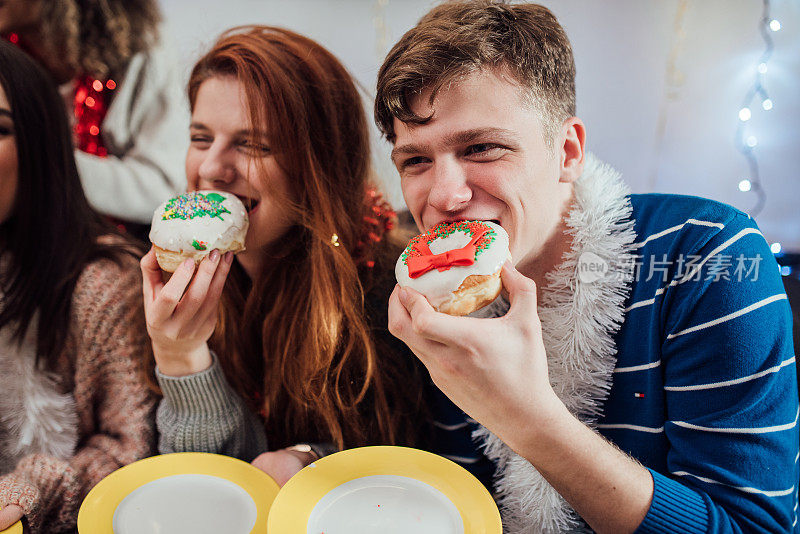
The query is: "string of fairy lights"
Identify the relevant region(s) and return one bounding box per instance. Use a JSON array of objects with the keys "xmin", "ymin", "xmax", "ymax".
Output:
[
  {"xmin": 735, "ymin": 0, "xmax": 779, "ymax": 218},
  {"xmin": 732, "ymin": 0, "xmax": 793, "ymax": 275}
]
